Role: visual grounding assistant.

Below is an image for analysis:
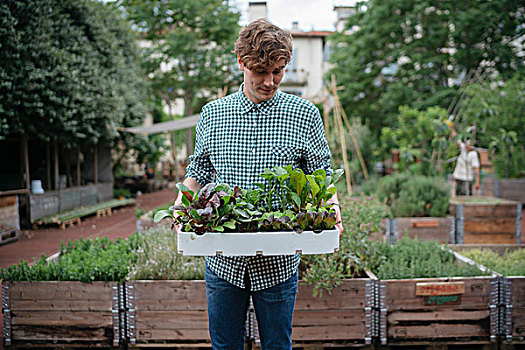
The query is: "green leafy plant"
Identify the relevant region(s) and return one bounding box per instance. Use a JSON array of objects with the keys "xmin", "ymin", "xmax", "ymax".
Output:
[
  {"xmin": 127, "ymin": 226, "xmax": 205, "ymax": 280},
  {"xmin": 0, "ymin": 236, "xmax": 142, "ymax": 282},
  {"xmin": 300, "ymin": 196, "xmax": 390, "ymax": 296},
  {"xmin": 462, "ymin": 248, "xmax": 525, "ymax": 277},
  {"xmin": 373, "ymin": 236, "xmax": 488, "ymax": 280},
  {"xmin": 360, "ymin": 173, "xmax": 450, "ymax": 217}
]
